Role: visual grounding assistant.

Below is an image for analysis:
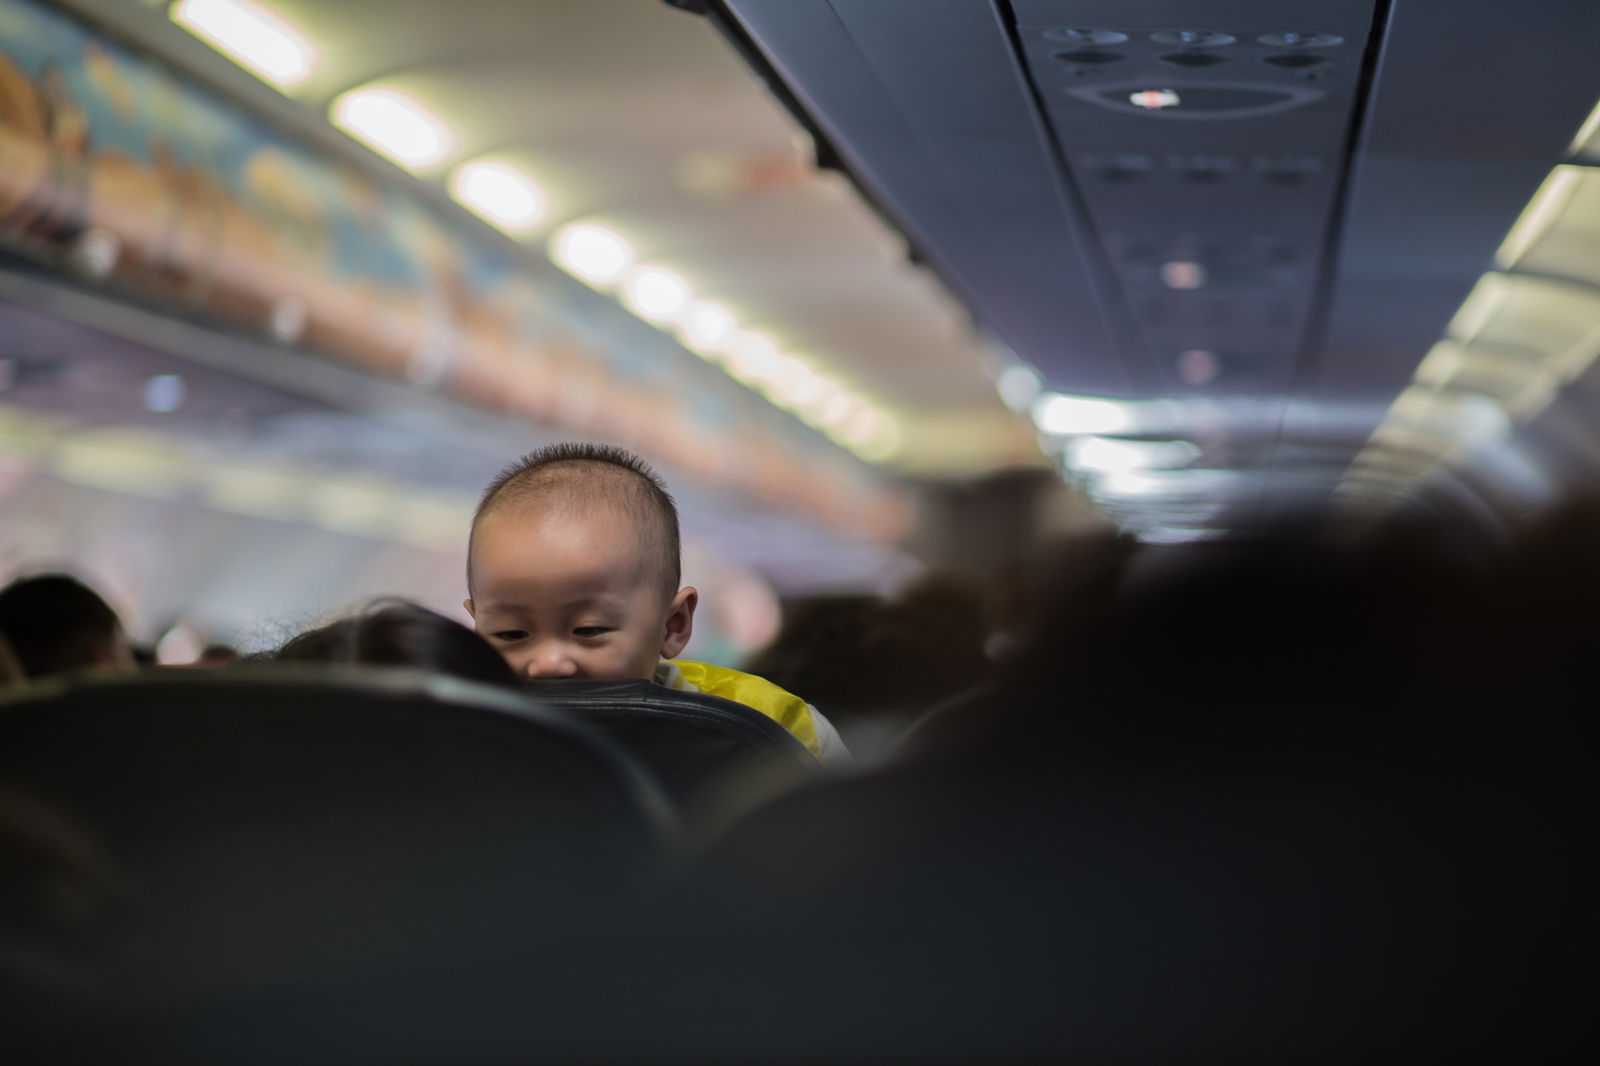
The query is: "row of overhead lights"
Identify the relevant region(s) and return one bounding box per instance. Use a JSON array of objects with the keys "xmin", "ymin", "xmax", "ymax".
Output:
[
  {"xmin": 170, "ymin": 0, "xmax": 900, "ymax": 463},
  {"xmin": 547, "ymin": 223, "xmax": 899, "ymax": 460}
]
